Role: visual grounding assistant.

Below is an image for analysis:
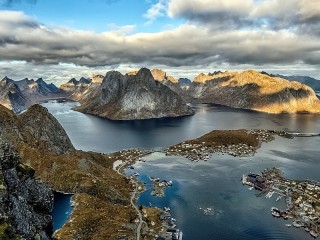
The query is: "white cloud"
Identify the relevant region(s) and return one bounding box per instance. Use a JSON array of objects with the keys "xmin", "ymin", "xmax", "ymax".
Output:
[
  {"xmin": 0, "ymin": 10, "xmax": 320, "ymax": 81},
  {"xmin": 143, "ymin": 0, "xmax": 169, "ymax": 24}
]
